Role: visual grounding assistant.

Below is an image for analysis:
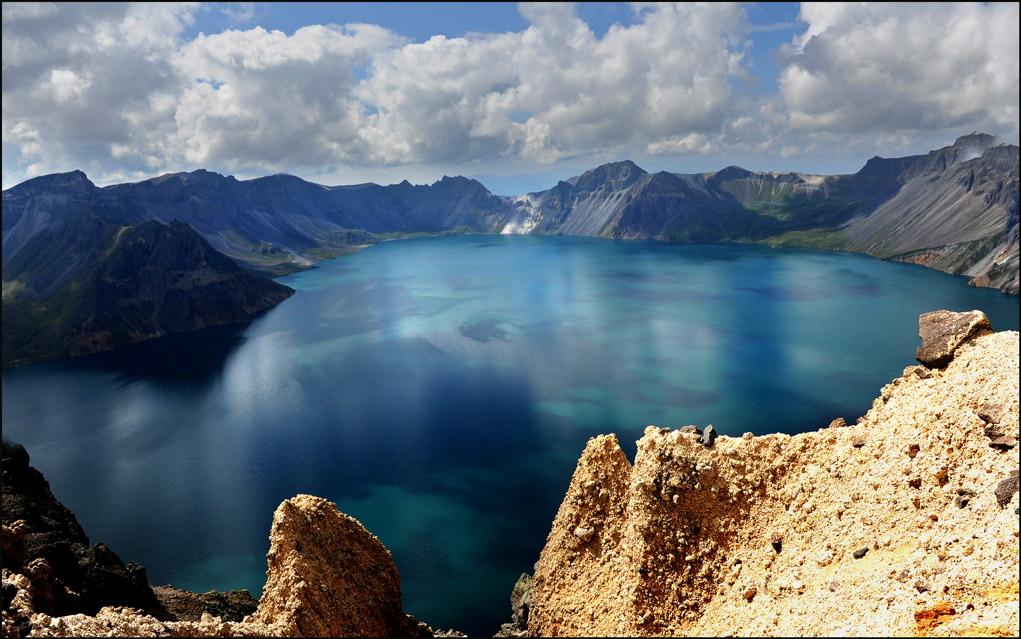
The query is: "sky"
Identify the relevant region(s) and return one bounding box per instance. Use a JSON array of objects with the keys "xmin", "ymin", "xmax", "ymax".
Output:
[{"xmin": 2, "ymin": 2, "xmax": 1019, "ymax": 194}]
